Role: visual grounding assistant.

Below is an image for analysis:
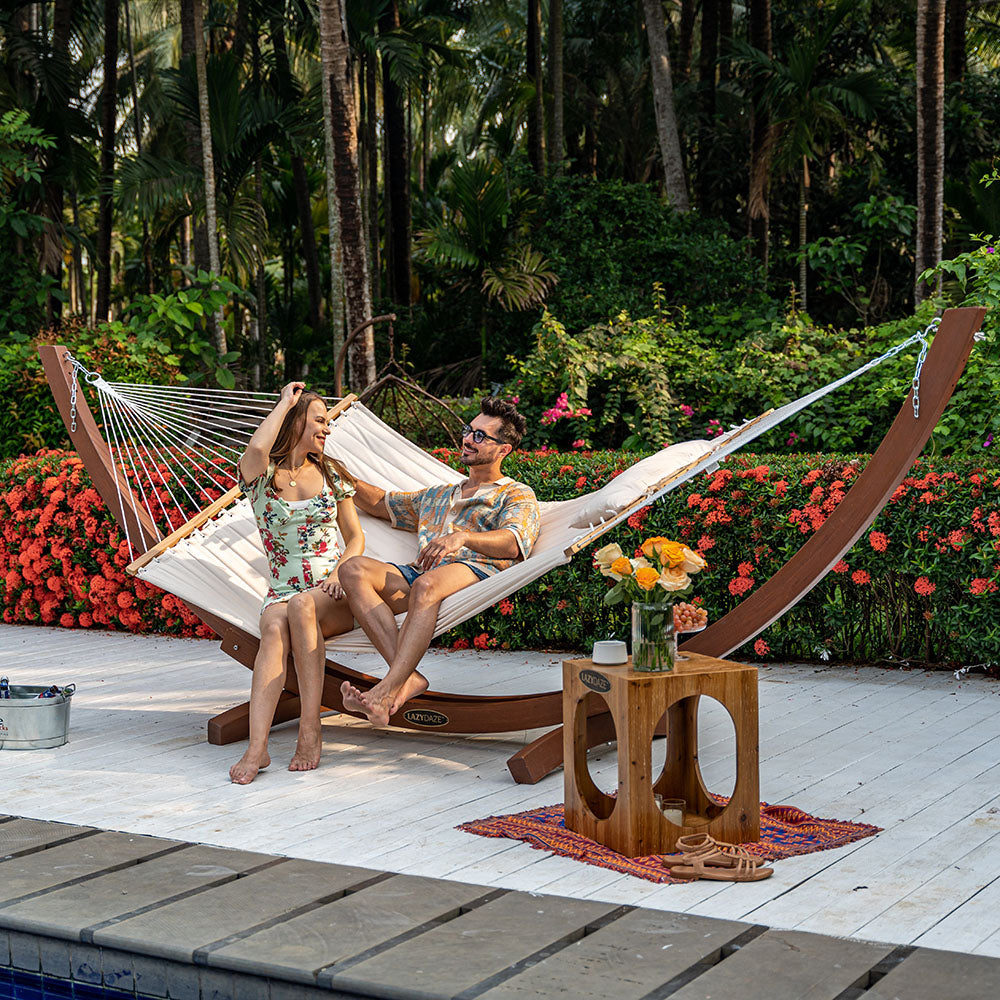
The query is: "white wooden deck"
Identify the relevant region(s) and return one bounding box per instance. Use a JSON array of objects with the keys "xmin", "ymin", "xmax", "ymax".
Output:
[{"xmin": 1, "ymin": 624, "xmax": 999, "ymax": 959}]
